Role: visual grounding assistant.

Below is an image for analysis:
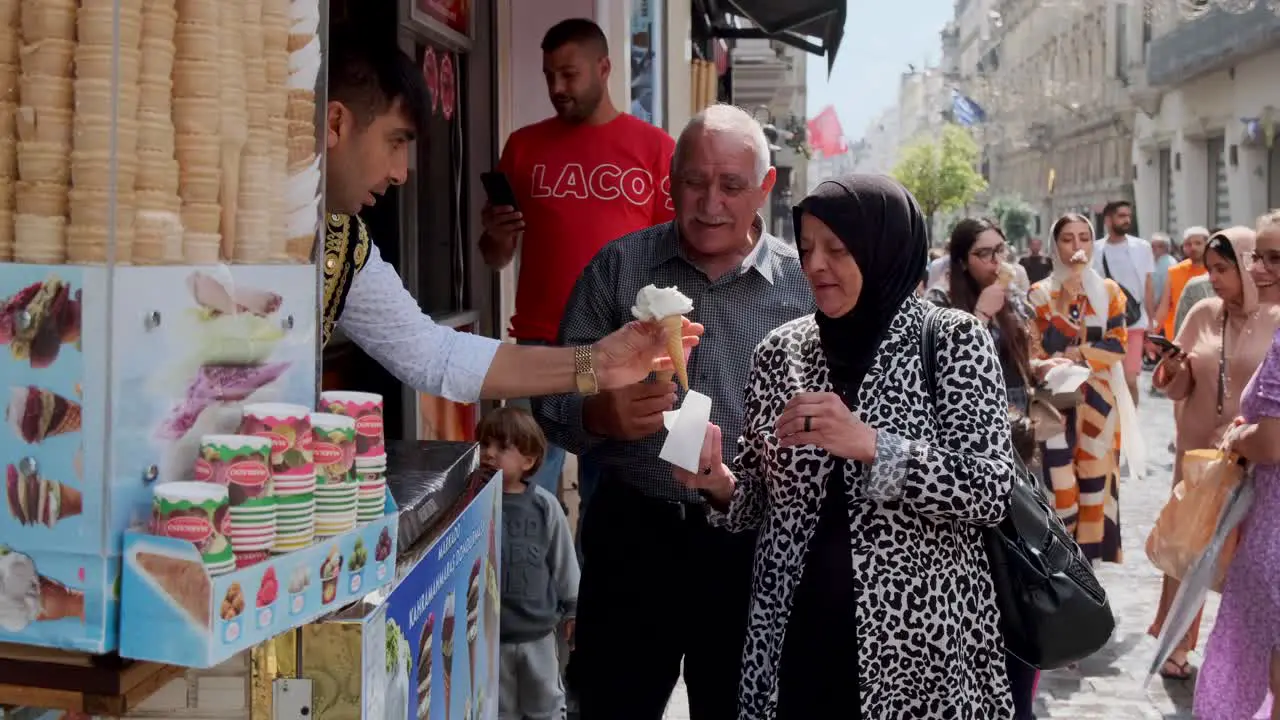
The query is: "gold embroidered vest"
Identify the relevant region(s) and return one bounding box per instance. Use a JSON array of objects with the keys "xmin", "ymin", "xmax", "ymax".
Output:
[{"xmin": 321, "ymin": 213, "xmax": 372, "ymax": 347}]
